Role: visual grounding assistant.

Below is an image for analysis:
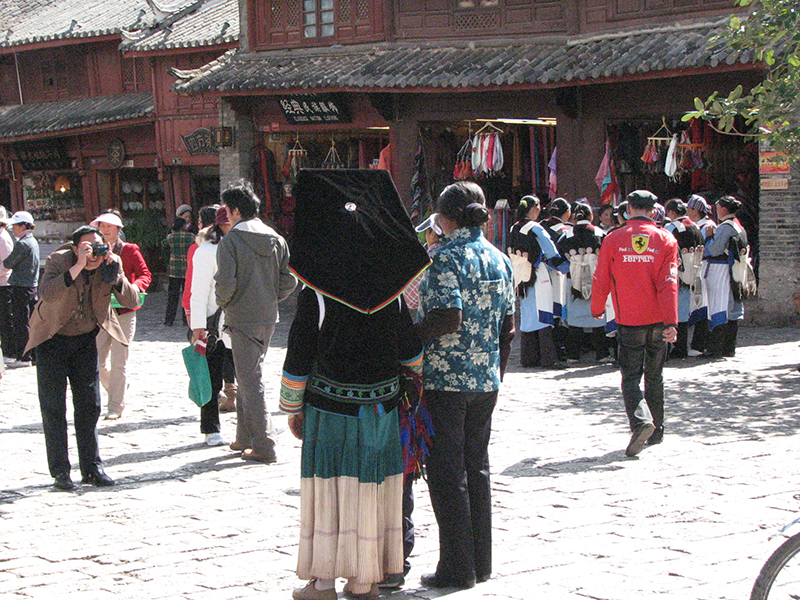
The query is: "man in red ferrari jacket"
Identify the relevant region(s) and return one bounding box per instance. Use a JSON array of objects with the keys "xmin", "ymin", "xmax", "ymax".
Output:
[{"xmin": 591, "ymin": 190, "xmax": 679, "ymax": 457}]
